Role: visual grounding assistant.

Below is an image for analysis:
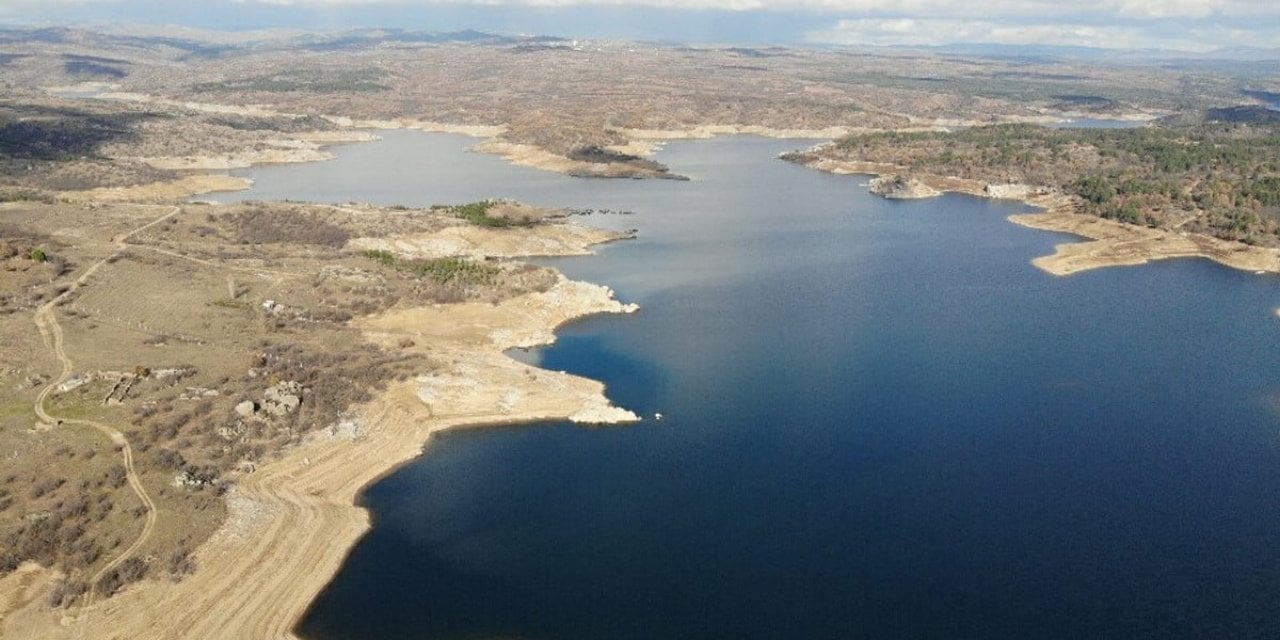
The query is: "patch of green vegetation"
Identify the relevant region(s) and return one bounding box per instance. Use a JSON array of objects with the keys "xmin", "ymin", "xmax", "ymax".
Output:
[
  {"xmin": 431, "ymin": 201, "xmax": 517, "ymax": 228},
  {"xmin": 0, "ymin": 188, "xmax": 53, "ymax": 203},
  {"xmin": 210, "ymin": 299, "xmax": 252, "ymax": 311},
  {"xmin": 0, "ymin": 400, "xmax": 33, "ymax": 426},
  {"xmin": 363, "ymin": 249, "xmax": 499, "ymax": 284}
]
